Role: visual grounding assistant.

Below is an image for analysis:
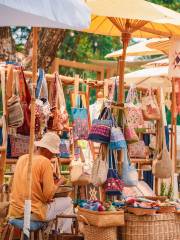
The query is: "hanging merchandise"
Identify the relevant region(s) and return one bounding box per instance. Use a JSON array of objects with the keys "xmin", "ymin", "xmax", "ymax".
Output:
[
  {"xmin": 122, "ymin": 149, "xmax": 138, "ymax": 186},
  {"xmin": 152, "ymin": 127, "xmax": 172, "ymax": 179},
  {"xmin": 124, "ymin": 86, "xmax": 144, "ymax": 131},
  {"xmin": 35, "ymin": 69, "xmax": 50, "ymax": 136},
  {"xmin": 71, "ymin": 95, "xmax": 89, "ymax": 140},
  {"xmin": 70, "ymin": 156, "xmax": 91, "ymax": 186},
  {"xmin": 17, "ymin": 67, "xmax": 31, "ymax": 136},
  {"xmin": 10, "ymin": 134, "xmax": 29, "ymax": 158},
  {"xmin": 59, "ymin": 139, "xmax": 71, "ymax": 158},
  {"xmin": 141, "ymin": 89, "xmax": 161, "ymax": 120},
  {"xmin": 109, "ymin": 116, "xmax": 127, "ymax": 150},
  {"xmin": 88, "ymin": 107, "xmax": 112, "ymax": 143},
  {"xmin": 105, "ymin": 150, "xmax": 124, "ymax": 195},
  {"xmin": 128, "ymin": 140, "xmax": 149, "ymax": 159},
  {"xmin": 48, "ymin": 73, "xmax": 68, "ymax": 132},
  {"xmin": 124, "ymin": 124, "xmax": 139, "ymax": 143},
  {"xmin": 7, "ymin": 70, "xmax": 24, "ymax": 128},
  {"xmin": 91, "ymin": 144, "xmax": 108, "ymax": 186}
]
